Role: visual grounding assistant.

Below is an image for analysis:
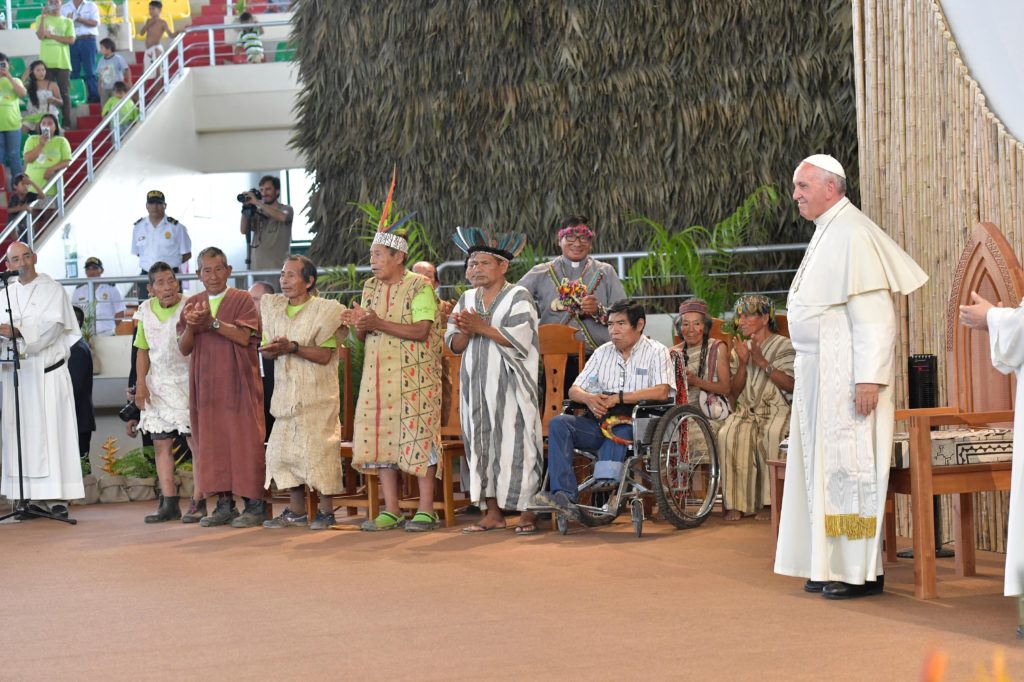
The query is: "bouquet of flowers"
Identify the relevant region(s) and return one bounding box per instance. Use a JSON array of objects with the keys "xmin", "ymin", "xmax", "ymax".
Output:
[{"xmin": 556, "ymin": 277, "xmax": 589, "ymax": 316}]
